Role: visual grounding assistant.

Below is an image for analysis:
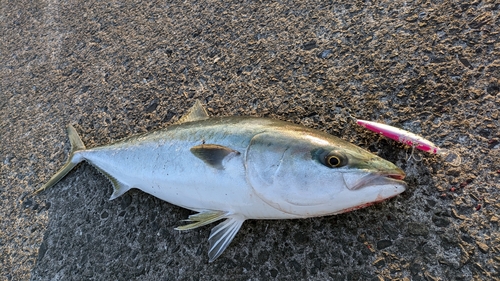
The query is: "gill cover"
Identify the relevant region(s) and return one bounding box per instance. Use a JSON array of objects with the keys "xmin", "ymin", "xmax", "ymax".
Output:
[{"xmin": 245, "ymin": 132, "xmax": 346, "ymax": 216}]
